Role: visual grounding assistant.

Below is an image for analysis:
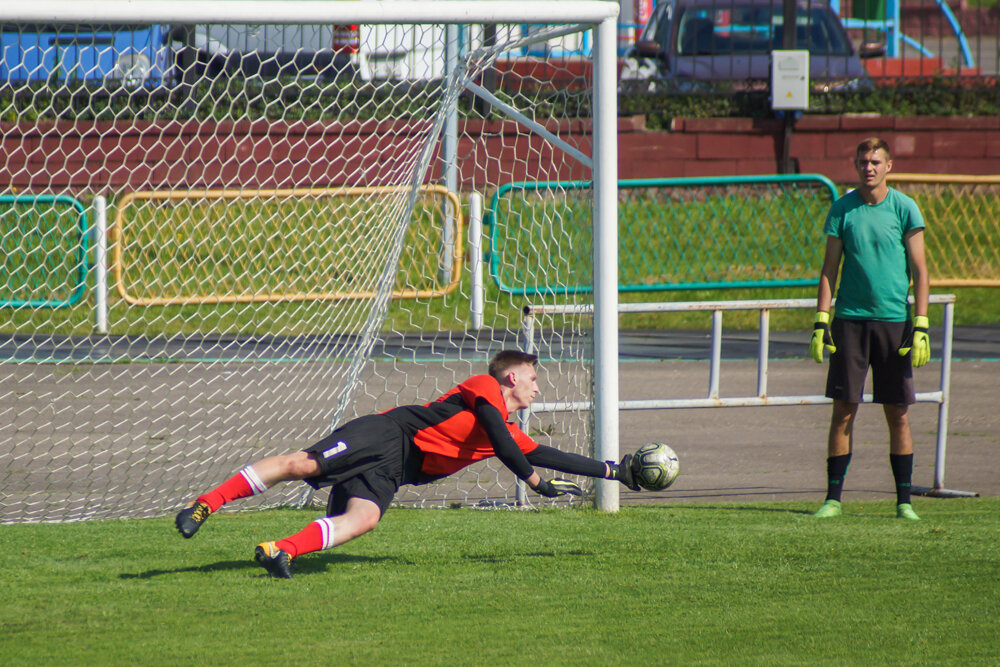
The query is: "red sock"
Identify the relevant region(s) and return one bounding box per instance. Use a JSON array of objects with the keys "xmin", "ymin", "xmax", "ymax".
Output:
[
  {"xmin": 197, "ymin": 467, "xmax": 267, "ymax": 512},
  {"xmin": 275, "ymin": 517, "xmax": 336, "ymax": 558}
]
